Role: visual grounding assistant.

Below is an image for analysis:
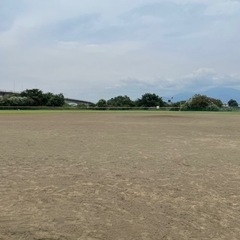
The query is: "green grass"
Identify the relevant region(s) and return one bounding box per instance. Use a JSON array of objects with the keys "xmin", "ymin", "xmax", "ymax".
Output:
[
  {"xmin": 0, "ymin": 109, "xmax": 239, "ymax": 115},
  {"xmin": 0, "ymin": 110, "xmax": 78, "ymax": 114}
]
